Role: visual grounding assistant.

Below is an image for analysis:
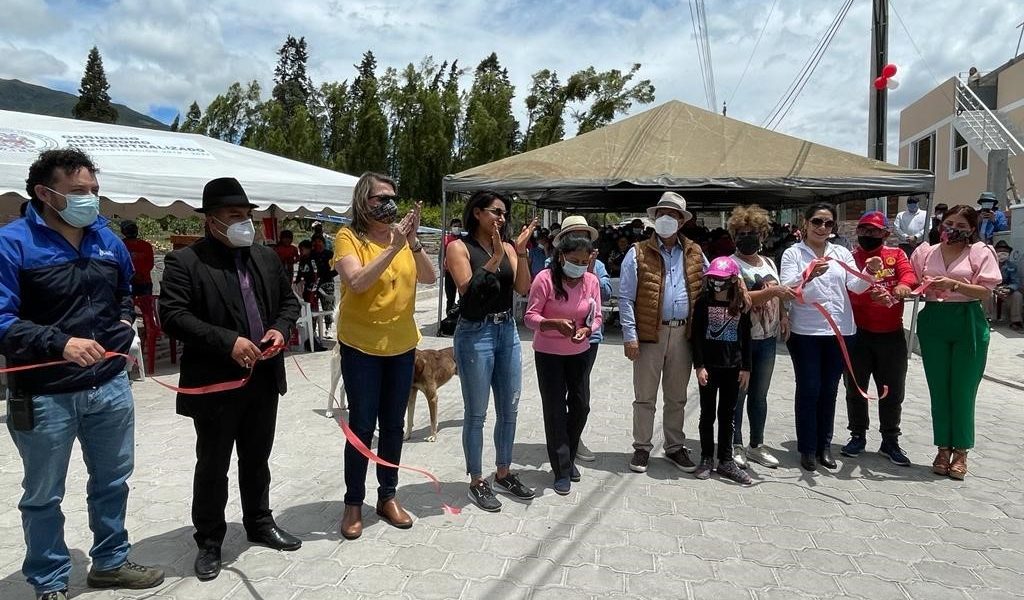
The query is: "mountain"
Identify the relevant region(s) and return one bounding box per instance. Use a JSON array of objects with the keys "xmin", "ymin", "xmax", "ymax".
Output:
[{"xmin": 0, "ymin": 78, "xmax": 169, "ymax": 130}]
